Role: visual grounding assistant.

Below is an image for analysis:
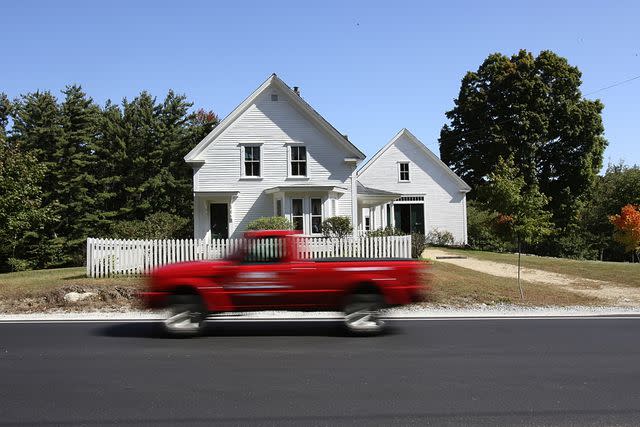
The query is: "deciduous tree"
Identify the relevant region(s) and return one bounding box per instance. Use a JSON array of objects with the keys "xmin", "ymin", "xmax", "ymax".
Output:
[
  {"xmin": 479, "ymin": 156, "xmax": 553, "ymax": 297},
  {"xmin": 609, "ymin": 204, "xmax": 640, "ymax": 262},
  {"xmin": 440, "ymin": 50, "xmax": 607, "ymax": 231}
]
